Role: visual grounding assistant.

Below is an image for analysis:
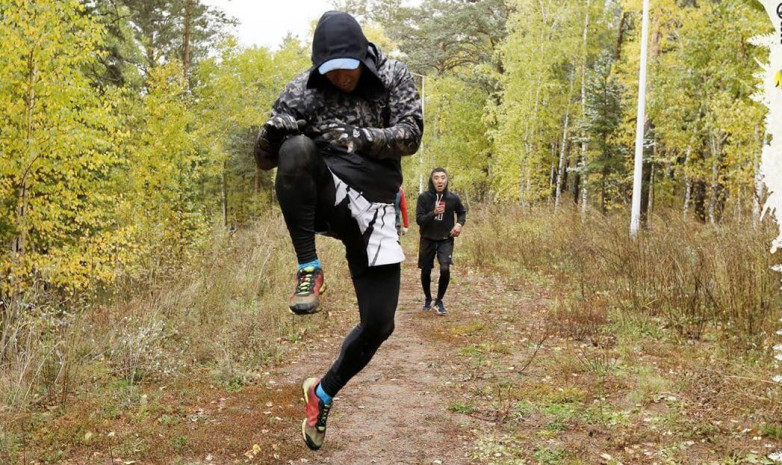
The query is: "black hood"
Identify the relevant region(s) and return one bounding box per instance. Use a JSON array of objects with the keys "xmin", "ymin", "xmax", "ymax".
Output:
[
  {"xmin": 428, "ymin": 168, "xmax": 449, "ymax": 194},
  {"xmin": 306, "ymin": 11, "xmax": 386, "ymax": 100}
]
